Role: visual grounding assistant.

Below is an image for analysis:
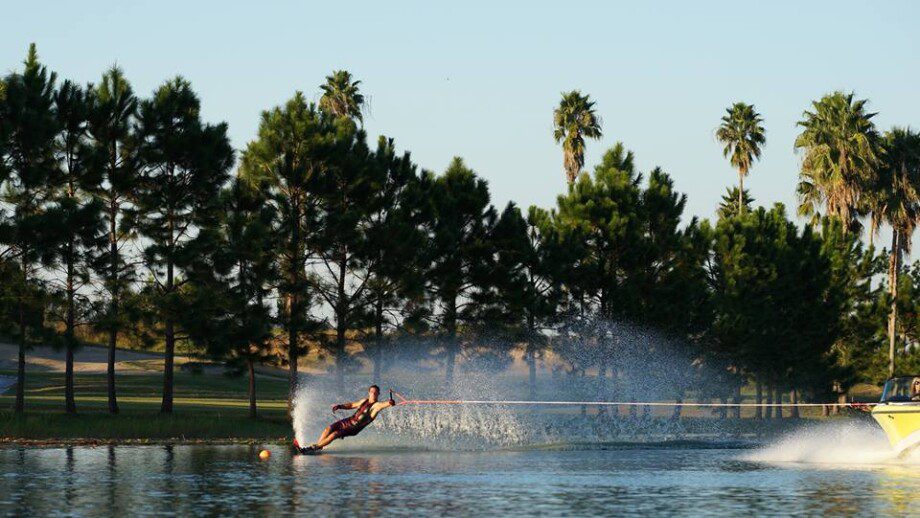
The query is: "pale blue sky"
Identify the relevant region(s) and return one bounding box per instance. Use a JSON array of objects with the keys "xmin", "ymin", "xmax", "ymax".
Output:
[{"xmin": 3, "ymin": 1, "xmax": 919, "ymax": 225}]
